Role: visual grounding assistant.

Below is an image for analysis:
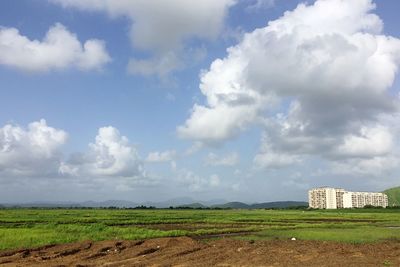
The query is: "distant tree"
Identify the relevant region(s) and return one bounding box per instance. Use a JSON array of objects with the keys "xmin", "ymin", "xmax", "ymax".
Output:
[
  {"xmin": 133, "ymin": 205, "xmax": 156, "ymax": 209},
  {"xmin": 364, "ymin": 205, "xmax": 383, "ymax": 209}
]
